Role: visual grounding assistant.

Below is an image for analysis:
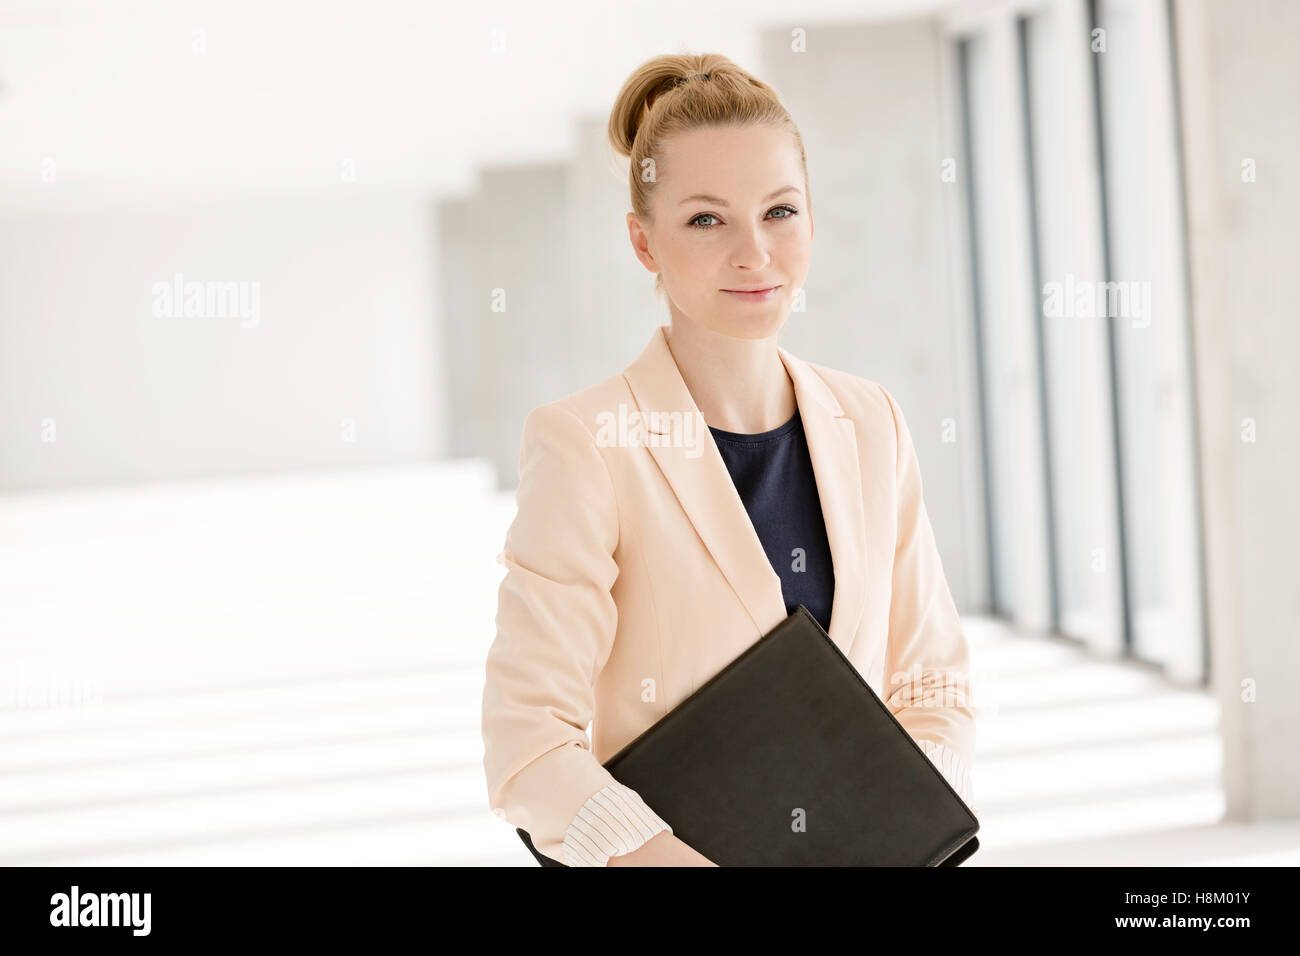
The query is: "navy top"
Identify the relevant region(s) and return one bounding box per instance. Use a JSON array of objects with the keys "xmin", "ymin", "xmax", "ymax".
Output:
[{"xmin": 707, "ymin": 408, "xmax": 835, "ymax": 633}]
